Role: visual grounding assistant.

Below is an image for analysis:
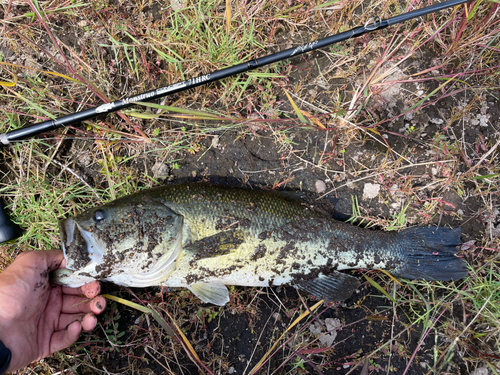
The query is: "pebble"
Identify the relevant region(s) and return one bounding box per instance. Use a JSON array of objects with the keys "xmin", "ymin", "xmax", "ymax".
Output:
[
  {"xmin": 315, "ymin": 180, "xmax": 326, "ymax": 194},
  {"xmin": 471, "ymin": 367, "xmax": 489, "ymax": 375},
  {"xmin": 152, "ymin": 162, "xmax": 169, "ymax": 178},
  {"xmin": 363, "ymin": 183, "xmax": 380, "ymax": 199}
]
